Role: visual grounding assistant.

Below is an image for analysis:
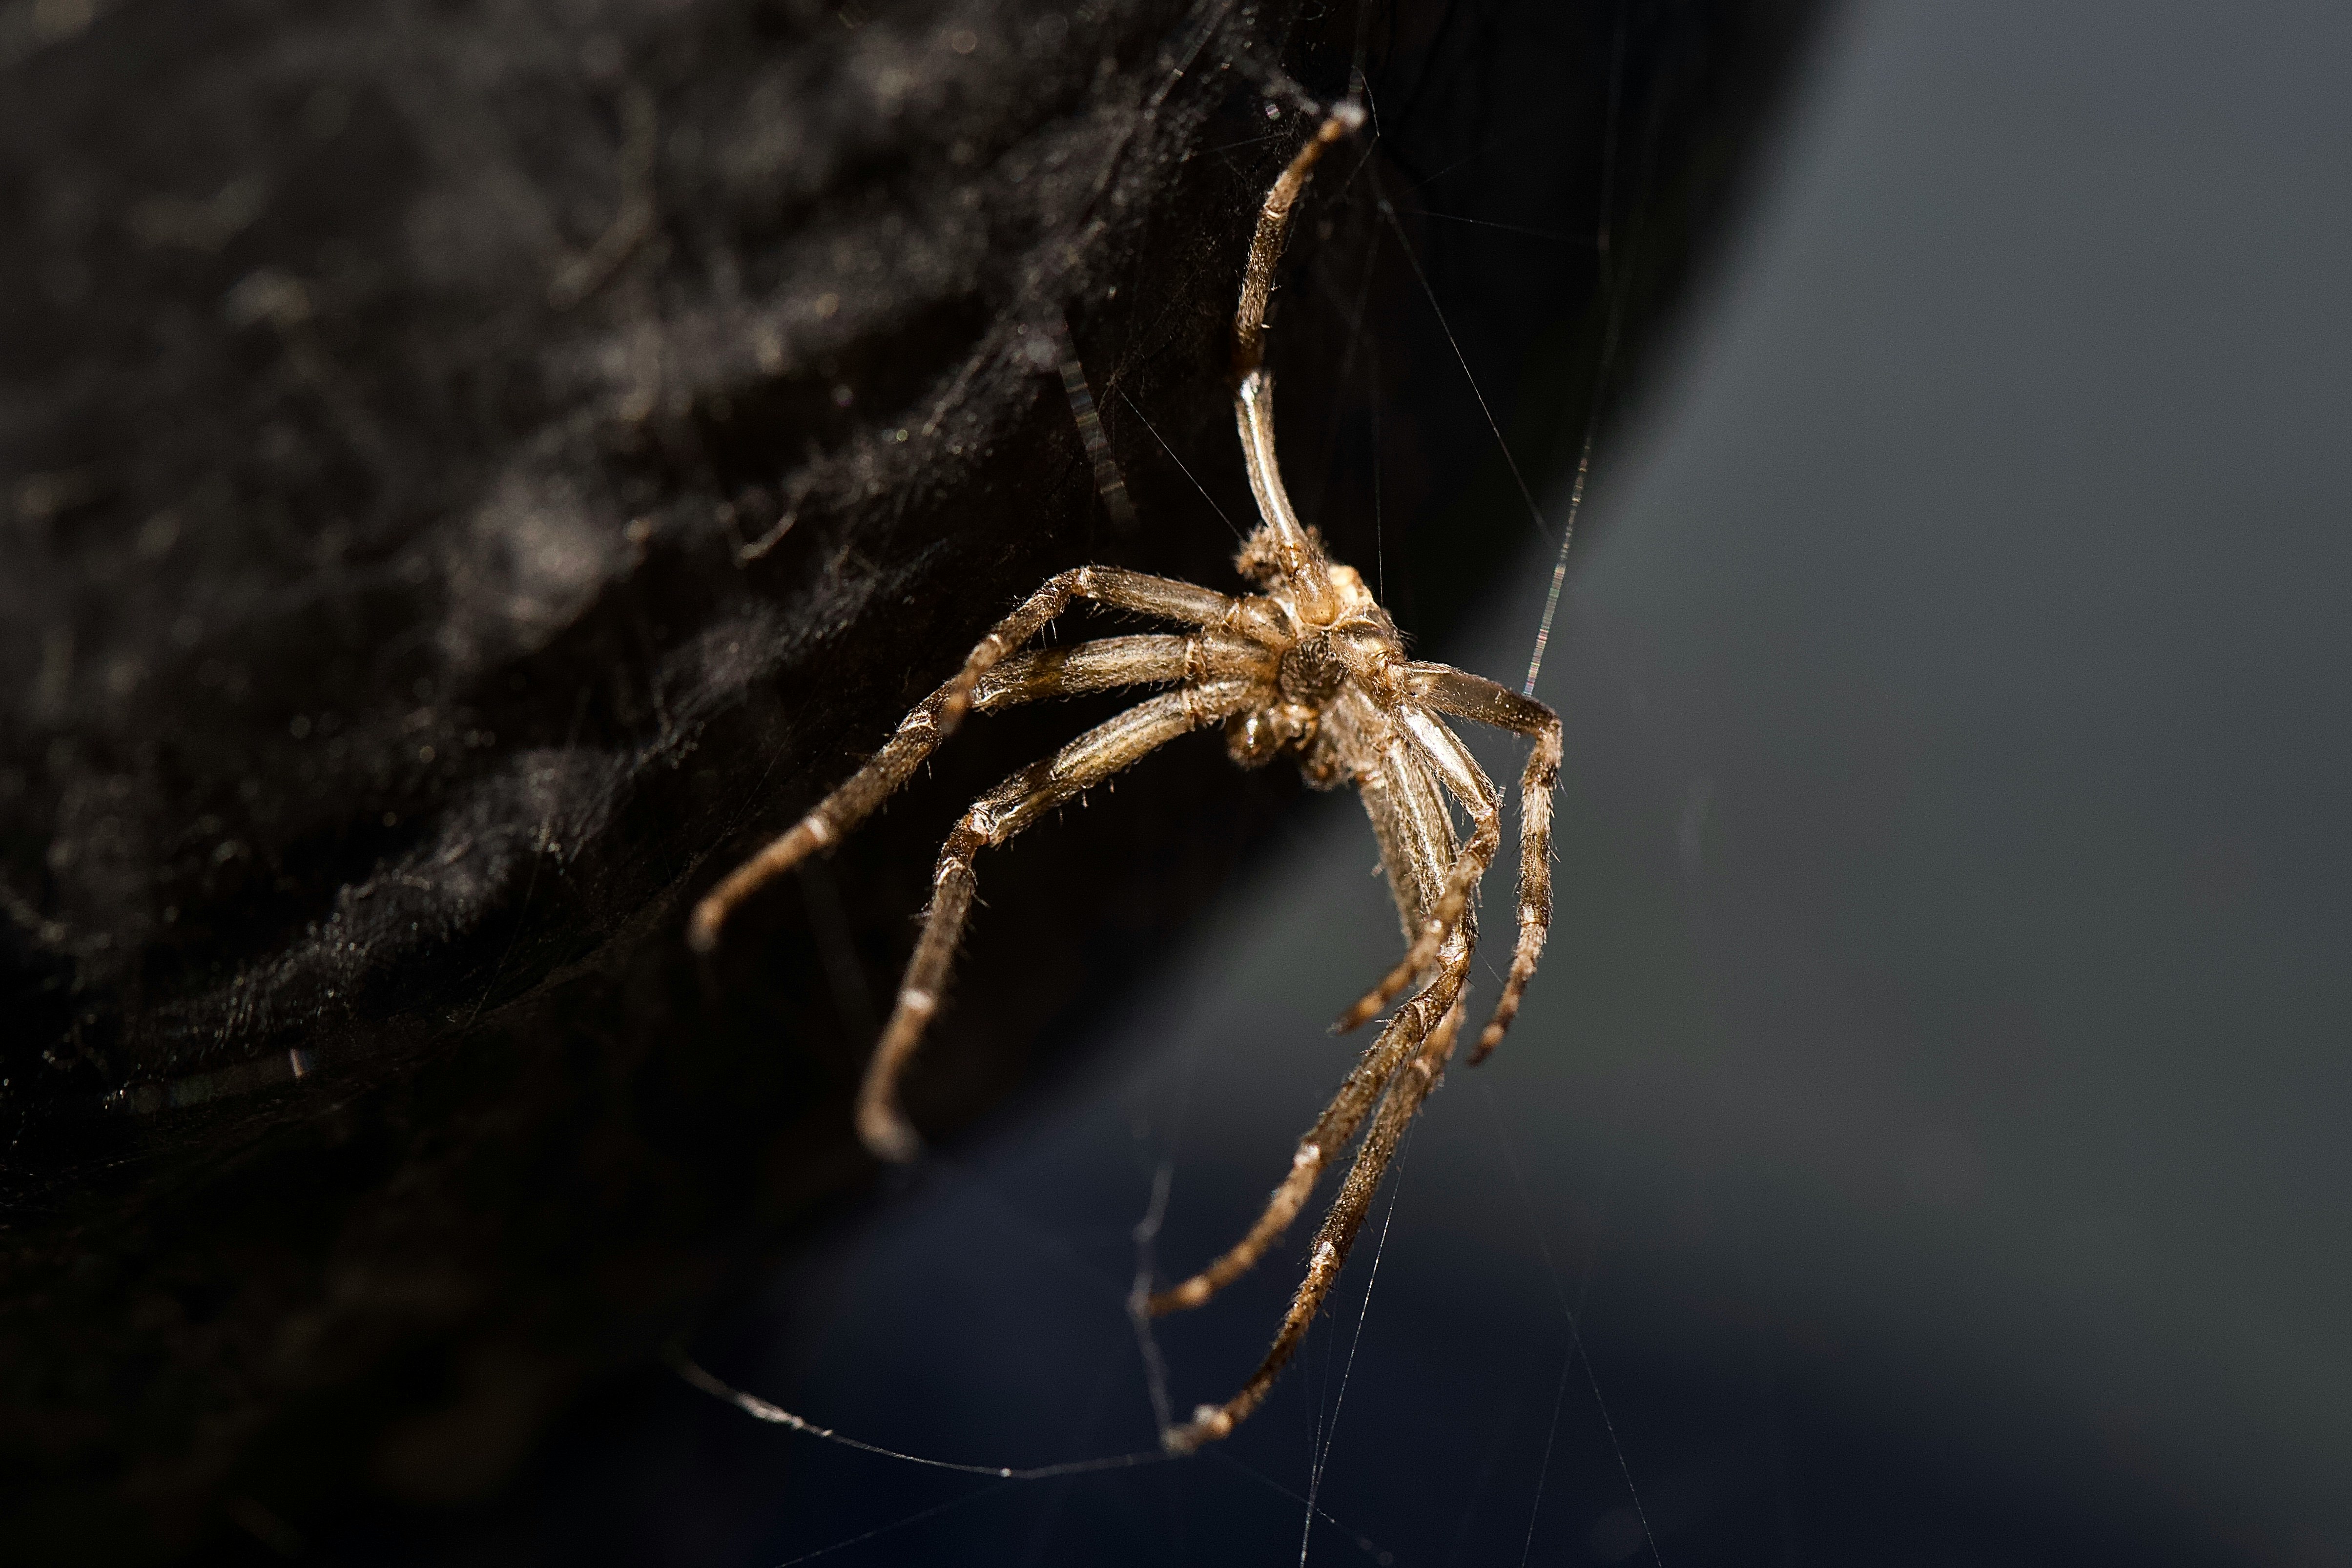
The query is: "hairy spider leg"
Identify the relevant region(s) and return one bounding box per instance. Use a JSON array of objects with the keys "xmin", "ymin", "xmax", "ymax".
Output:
[
  {"xmin": 1146, "ymin": 101, "xmax": 1573, "ymax": 1450},
  {"xmin": 1332, "ymin": 706, "xmax": 1505, "ymax": 1032},
  {"xmin": 1406, "ymin": 664, "xmax": 1563, "ymax": 1062},
  {"xmin": 1230, "ymin": 103, "xmax": 1362, "ymax": 610},
  {"xmin": 1233, "ymin": 103, "xmax": 1365, "ymax": 379},
  {"xmin": 1233, "ymin": 371, "xmax": 1339, "ymax": 618},
  {"xmin": 1163, "ymin": 952, "xmax": 1470, "ymax": 1454},
  {"xmin": 1145, "ymin": 979, "xmax": 1433, "ymax": 1315},
  {"xmin": 688, "ymin": 566, "xmax": 1236, "ymax": 951},
  {"xmin": 857, "ymin": 681, "xmax": 1262, "ymax": 1159},
  {"xmin": 975, "ymin": 630, "xmax": 1275, "ymax": 712},
  {"xmin": 1149, "ymin": 728, "xmax": 1481, "ymax": 1313}
]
